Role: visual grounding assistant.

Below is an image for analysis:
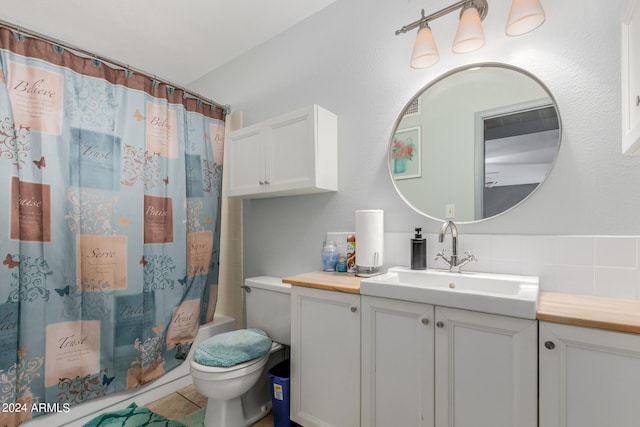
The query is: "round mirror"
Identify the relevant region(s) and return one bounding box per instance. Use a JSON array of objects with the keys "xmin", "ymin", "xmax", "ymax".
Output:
[{"xmin": 389, "ymin": 63, "xmax": 561, "ymax": 223}]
